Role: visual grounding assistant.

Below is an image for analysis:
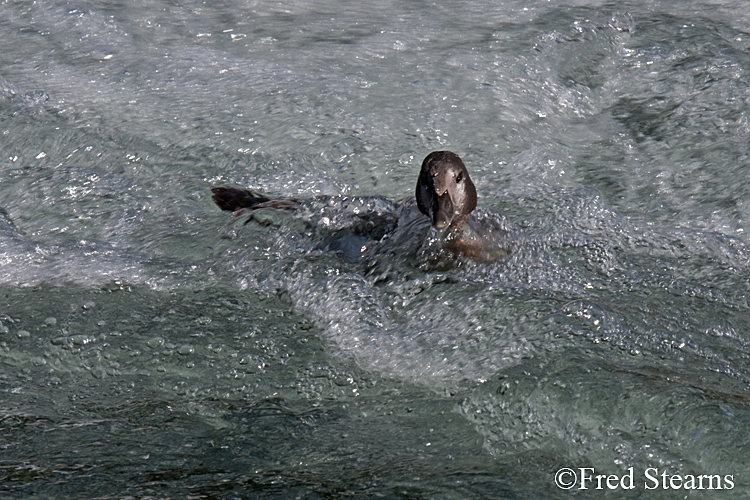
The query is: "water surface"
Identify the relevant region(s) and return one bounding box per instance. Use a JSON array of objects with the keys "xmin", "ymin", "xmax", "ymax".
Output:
[{"xmin": 1, "ymin": 0, "xmax": 750, "ymax": 498}]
